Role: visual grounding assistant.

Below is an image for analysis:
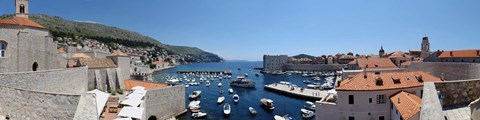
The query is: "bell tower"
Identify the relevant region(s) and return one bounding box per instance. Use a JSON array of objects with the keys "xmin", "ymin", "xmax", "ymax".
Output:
[
  {"xmin": 15, "ymin": 0, "xmax": 29, "ymax": 18},
  {"xmin": 420, "ymin": 35, "xmax": 430, "ymax": 58}
]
